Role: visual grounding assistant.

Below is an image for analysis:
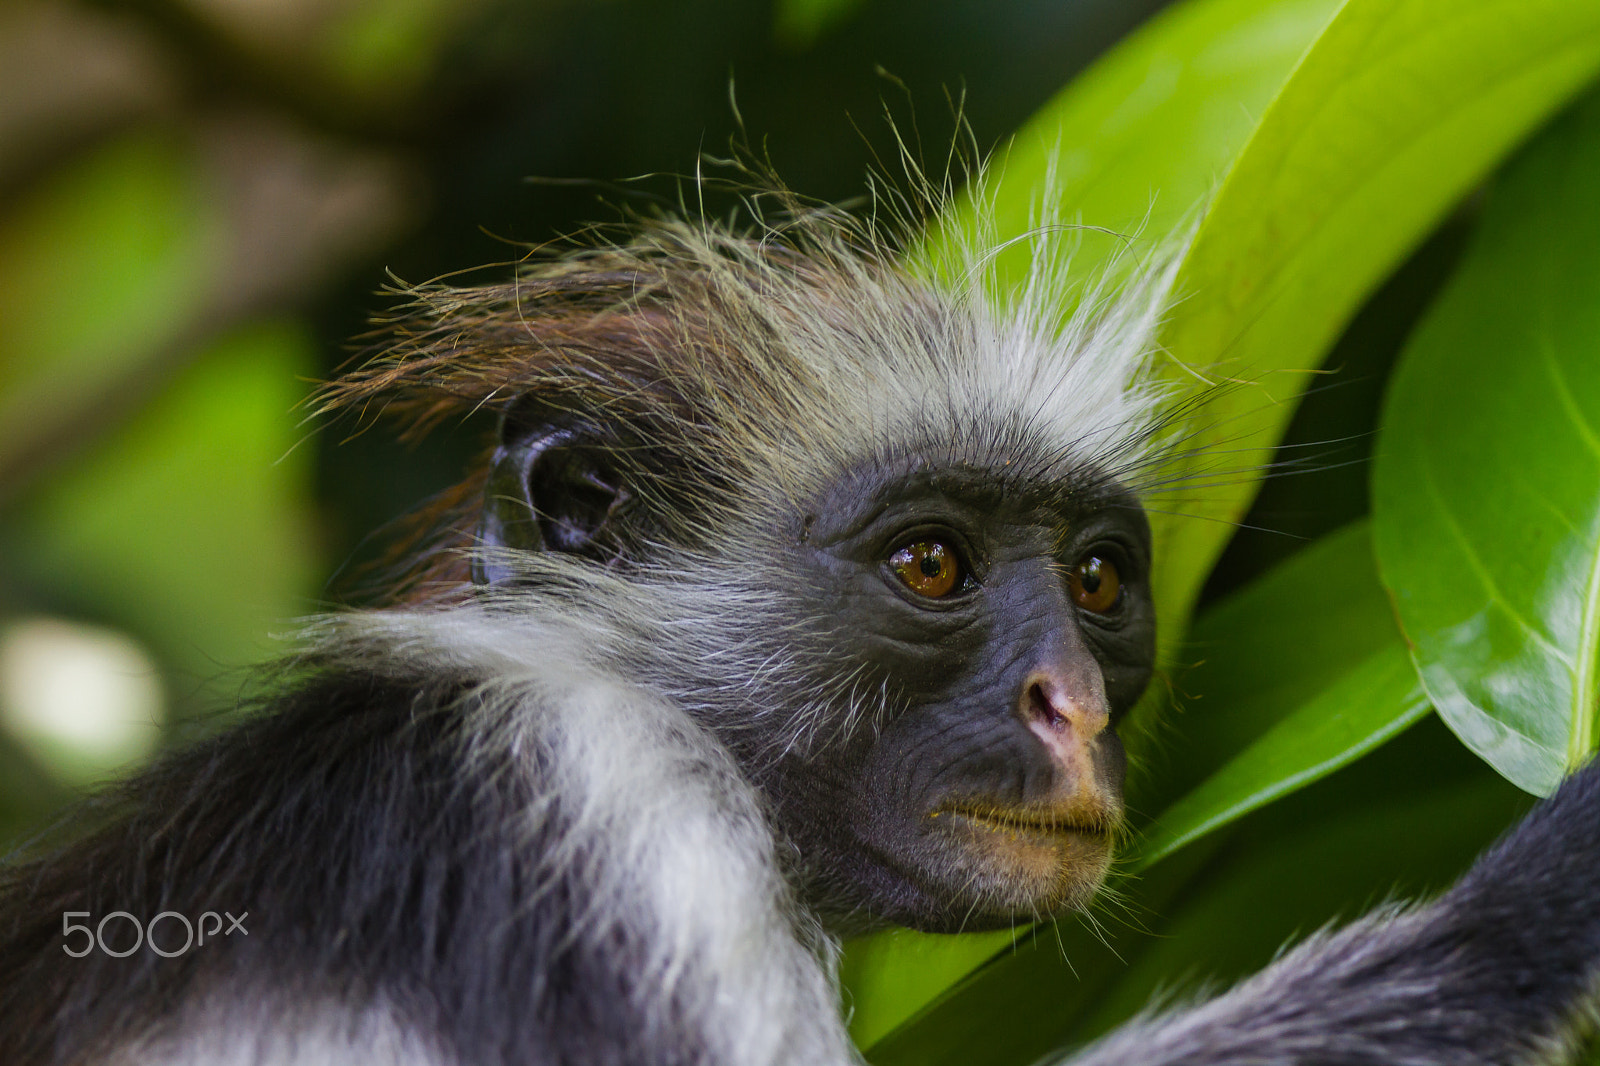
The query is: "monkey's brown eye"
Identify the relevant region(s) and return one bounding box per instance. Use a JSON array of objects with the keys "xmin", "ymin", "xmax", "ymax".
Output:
[
  {"xmin": 1068, "ymin": 555, "xmax": 1121, "ymax": 613},
  {"xmin": 889, "ymin": 541, "xmax": 963, "ymax": 599}
]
